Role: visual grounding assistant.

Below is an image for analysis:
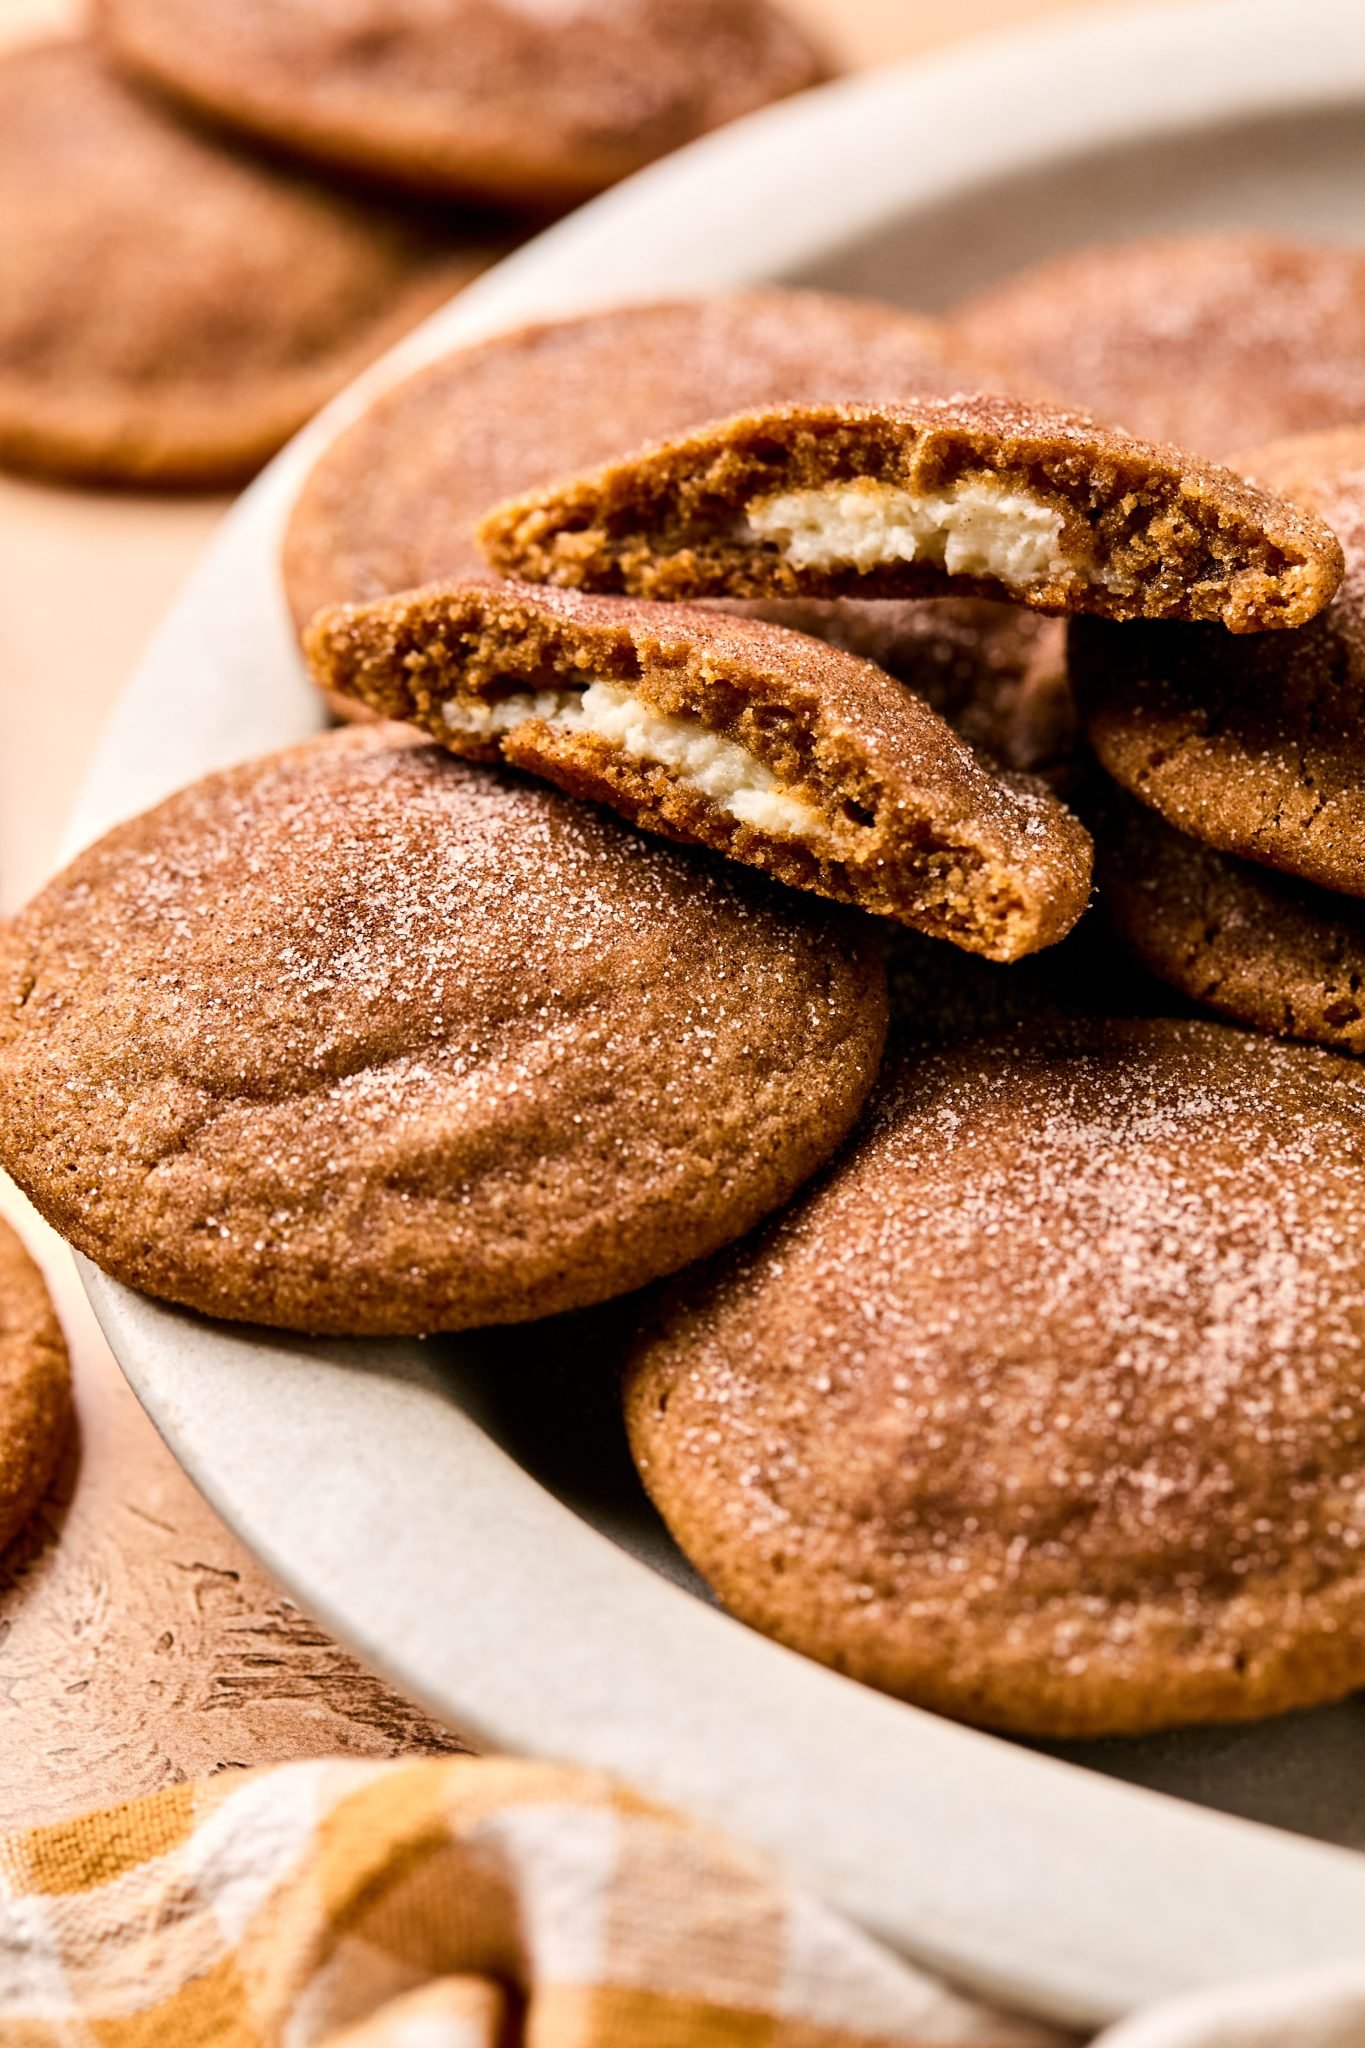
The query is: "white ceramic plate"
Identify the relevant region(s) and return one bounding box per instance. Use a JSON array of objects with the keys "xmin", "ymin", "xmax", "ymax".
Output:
[{"xmin": 65, "ymin": 0, "xmax": 1365, "ymax": 2027}]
